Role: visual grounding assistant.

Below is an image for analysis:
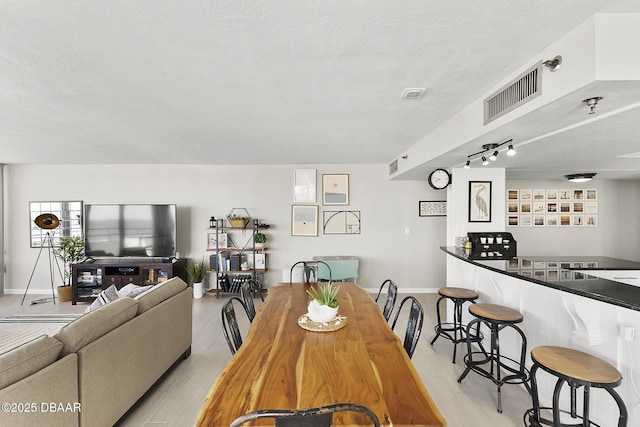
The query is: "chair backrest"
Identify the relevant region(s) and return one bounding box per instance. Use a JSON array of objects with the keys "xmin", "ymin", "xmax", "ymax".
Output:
[
  {"xmin": 222, "ymin": 297, "xmax": 250, "ymax": 355},
  {"xmin": 229, "ymin": 402, "xmax": 381, "ymax": 427},
  {"xmin": 375, "ymin": 279, "xmax": 397, "ymax": 322},
  {"xmin": 390, "ymin": 296, "xmax": 424, "ymax": 359},
  {"xmin": 289, "ymin": 261, "xmax": 332, "ymax": 283},
  {"xmin": 246, "ymin": 278, "xmax": 265, "ymax": 301},
  {"xmin": 240, "ymin": 282, "xmax": 256, "ymax": 322}
]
